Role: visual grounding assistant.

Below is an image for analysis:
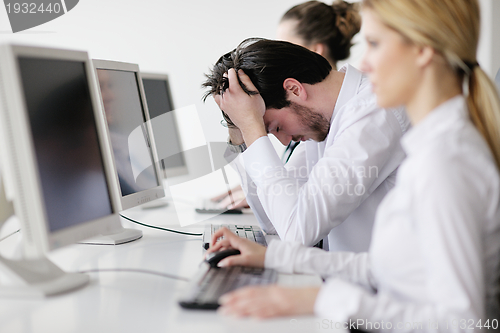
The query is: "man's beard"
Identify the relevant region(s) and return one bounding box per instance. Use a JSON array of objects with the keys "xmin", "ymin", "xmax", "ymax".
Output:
[{"xmin": 289, "ymin": 102, "xmax": 330, "ymax": 142}]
